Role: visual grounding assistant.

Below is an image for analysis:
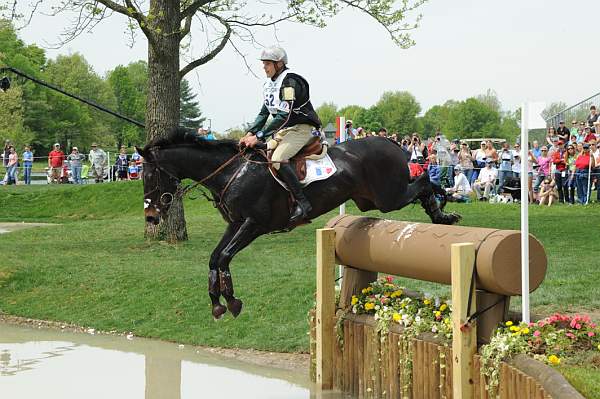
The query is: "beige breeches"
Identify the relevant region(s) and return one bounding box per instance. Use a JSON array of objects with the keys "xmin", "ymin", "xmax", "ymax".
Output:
[{"xmin": 268, "ymin": 124, "xmax": 314, "ymax": 170}]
